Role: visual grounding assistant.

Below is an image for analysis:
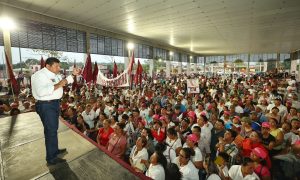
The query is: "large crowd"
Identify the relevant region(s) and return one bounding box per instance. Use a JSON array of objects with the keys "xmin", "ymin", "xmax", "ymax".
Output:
[{"xmin": 1, "ymin": 71, "xmax": 300, "ymax": 180}]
